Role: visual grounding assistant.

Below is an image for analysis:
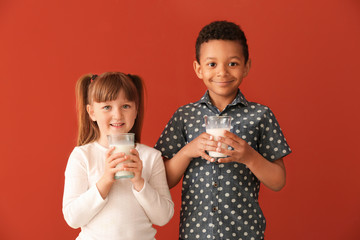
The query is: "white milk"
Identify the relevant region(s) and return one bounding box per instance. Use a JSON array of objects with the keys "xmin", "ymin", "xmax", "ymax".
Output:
[
  {"xmin": 111, "ymin": 144, "xmax": 134, "ymax": 155},
  {"xmin": 110, "ymin": 144, "xmax": 135, "ymax": 179},
  {"xmin": 206, "ymin": 128, "xmax": 230, "ymax": 158}
]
